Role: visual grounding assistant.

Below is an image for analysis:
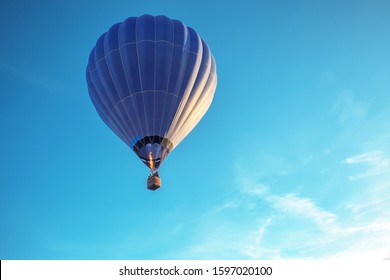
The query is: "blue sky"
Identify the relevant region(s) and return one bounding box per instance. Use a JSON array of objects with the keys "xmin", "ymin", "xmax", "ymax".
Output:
[{"xmin": 1, "ymin": 0, "xmax": 390, "ymax": 260}]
